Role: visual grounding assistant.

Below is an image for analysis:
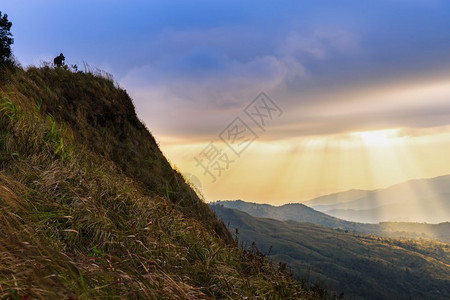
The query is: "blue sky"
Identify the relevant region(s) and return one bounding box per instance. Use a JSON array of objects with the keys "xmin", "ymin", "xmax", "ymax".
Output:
[{"xmin": 3, "ymin": 1, "xmax": 450, "ymax": 140}]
